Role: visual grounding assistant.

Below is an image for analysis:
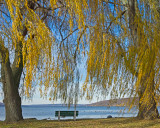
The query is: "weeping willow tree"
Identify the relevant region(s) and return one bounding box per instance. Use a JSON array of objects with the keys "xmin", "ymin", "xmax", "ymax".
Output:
[
  {"xmin": 0, "ymin": 0, "xmax": 54, "ymax": 122},
  {"xmin": 75, "ymin": 0, "xmax": 160, "ymax": 119},
  {"xmin": 50, "ymin": 0, "xmax": 160, "ymax": 119},
  {"xmin": 1, "ymin": 0, "xmax": 160, "ymax": 123},
  {"xmin": 0, "ymin": 0, "xmax": 82, "ymax": 123}
]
